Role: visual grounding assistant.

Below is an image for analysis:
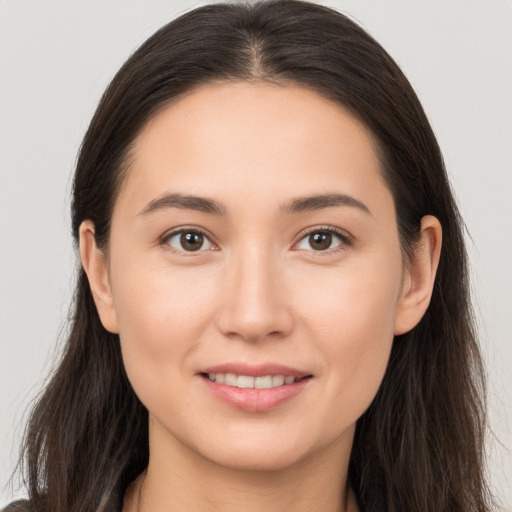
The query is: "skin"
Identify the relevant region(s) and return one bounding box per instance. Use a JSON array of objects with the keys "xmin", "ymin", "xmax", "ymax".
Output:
[{"xmin": 80, "ymin": 81, "xmax": 441, "ymax": 512}]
